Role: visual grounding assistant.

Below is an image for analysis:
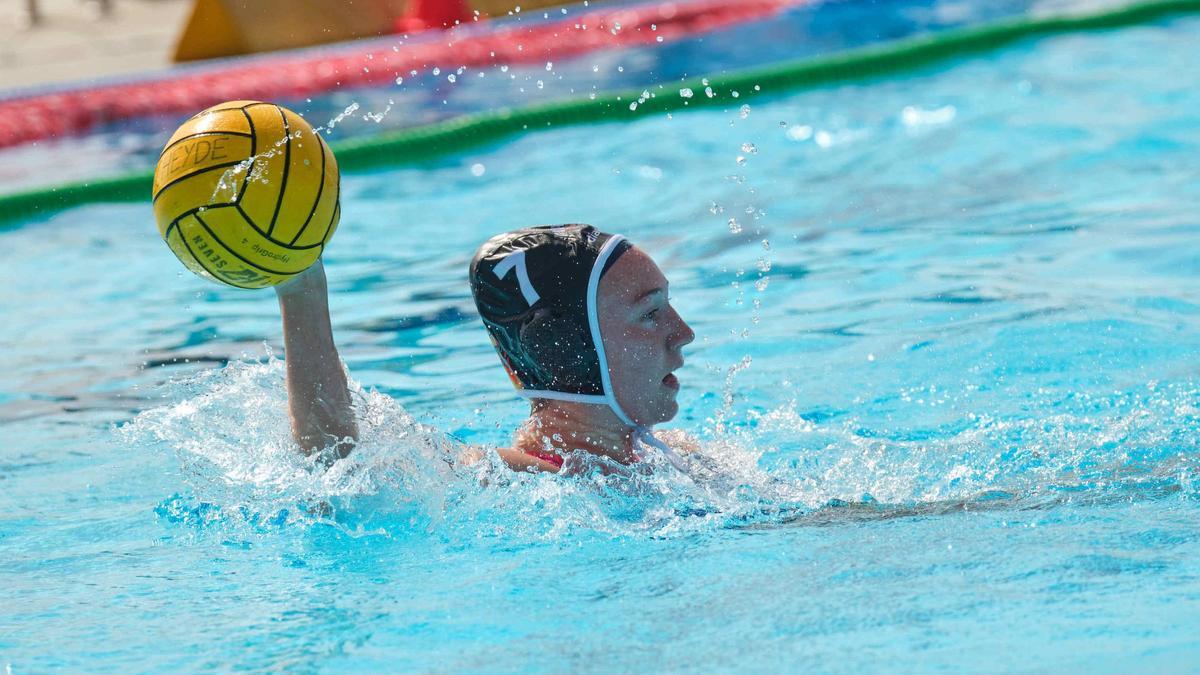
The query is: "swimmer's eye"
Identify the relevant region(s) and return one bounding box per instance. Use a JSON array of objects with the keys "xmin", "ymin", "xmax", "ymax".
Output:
[{"xmin": 642, "ymin": 308, "xmax": 659, "ymax": 321}]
